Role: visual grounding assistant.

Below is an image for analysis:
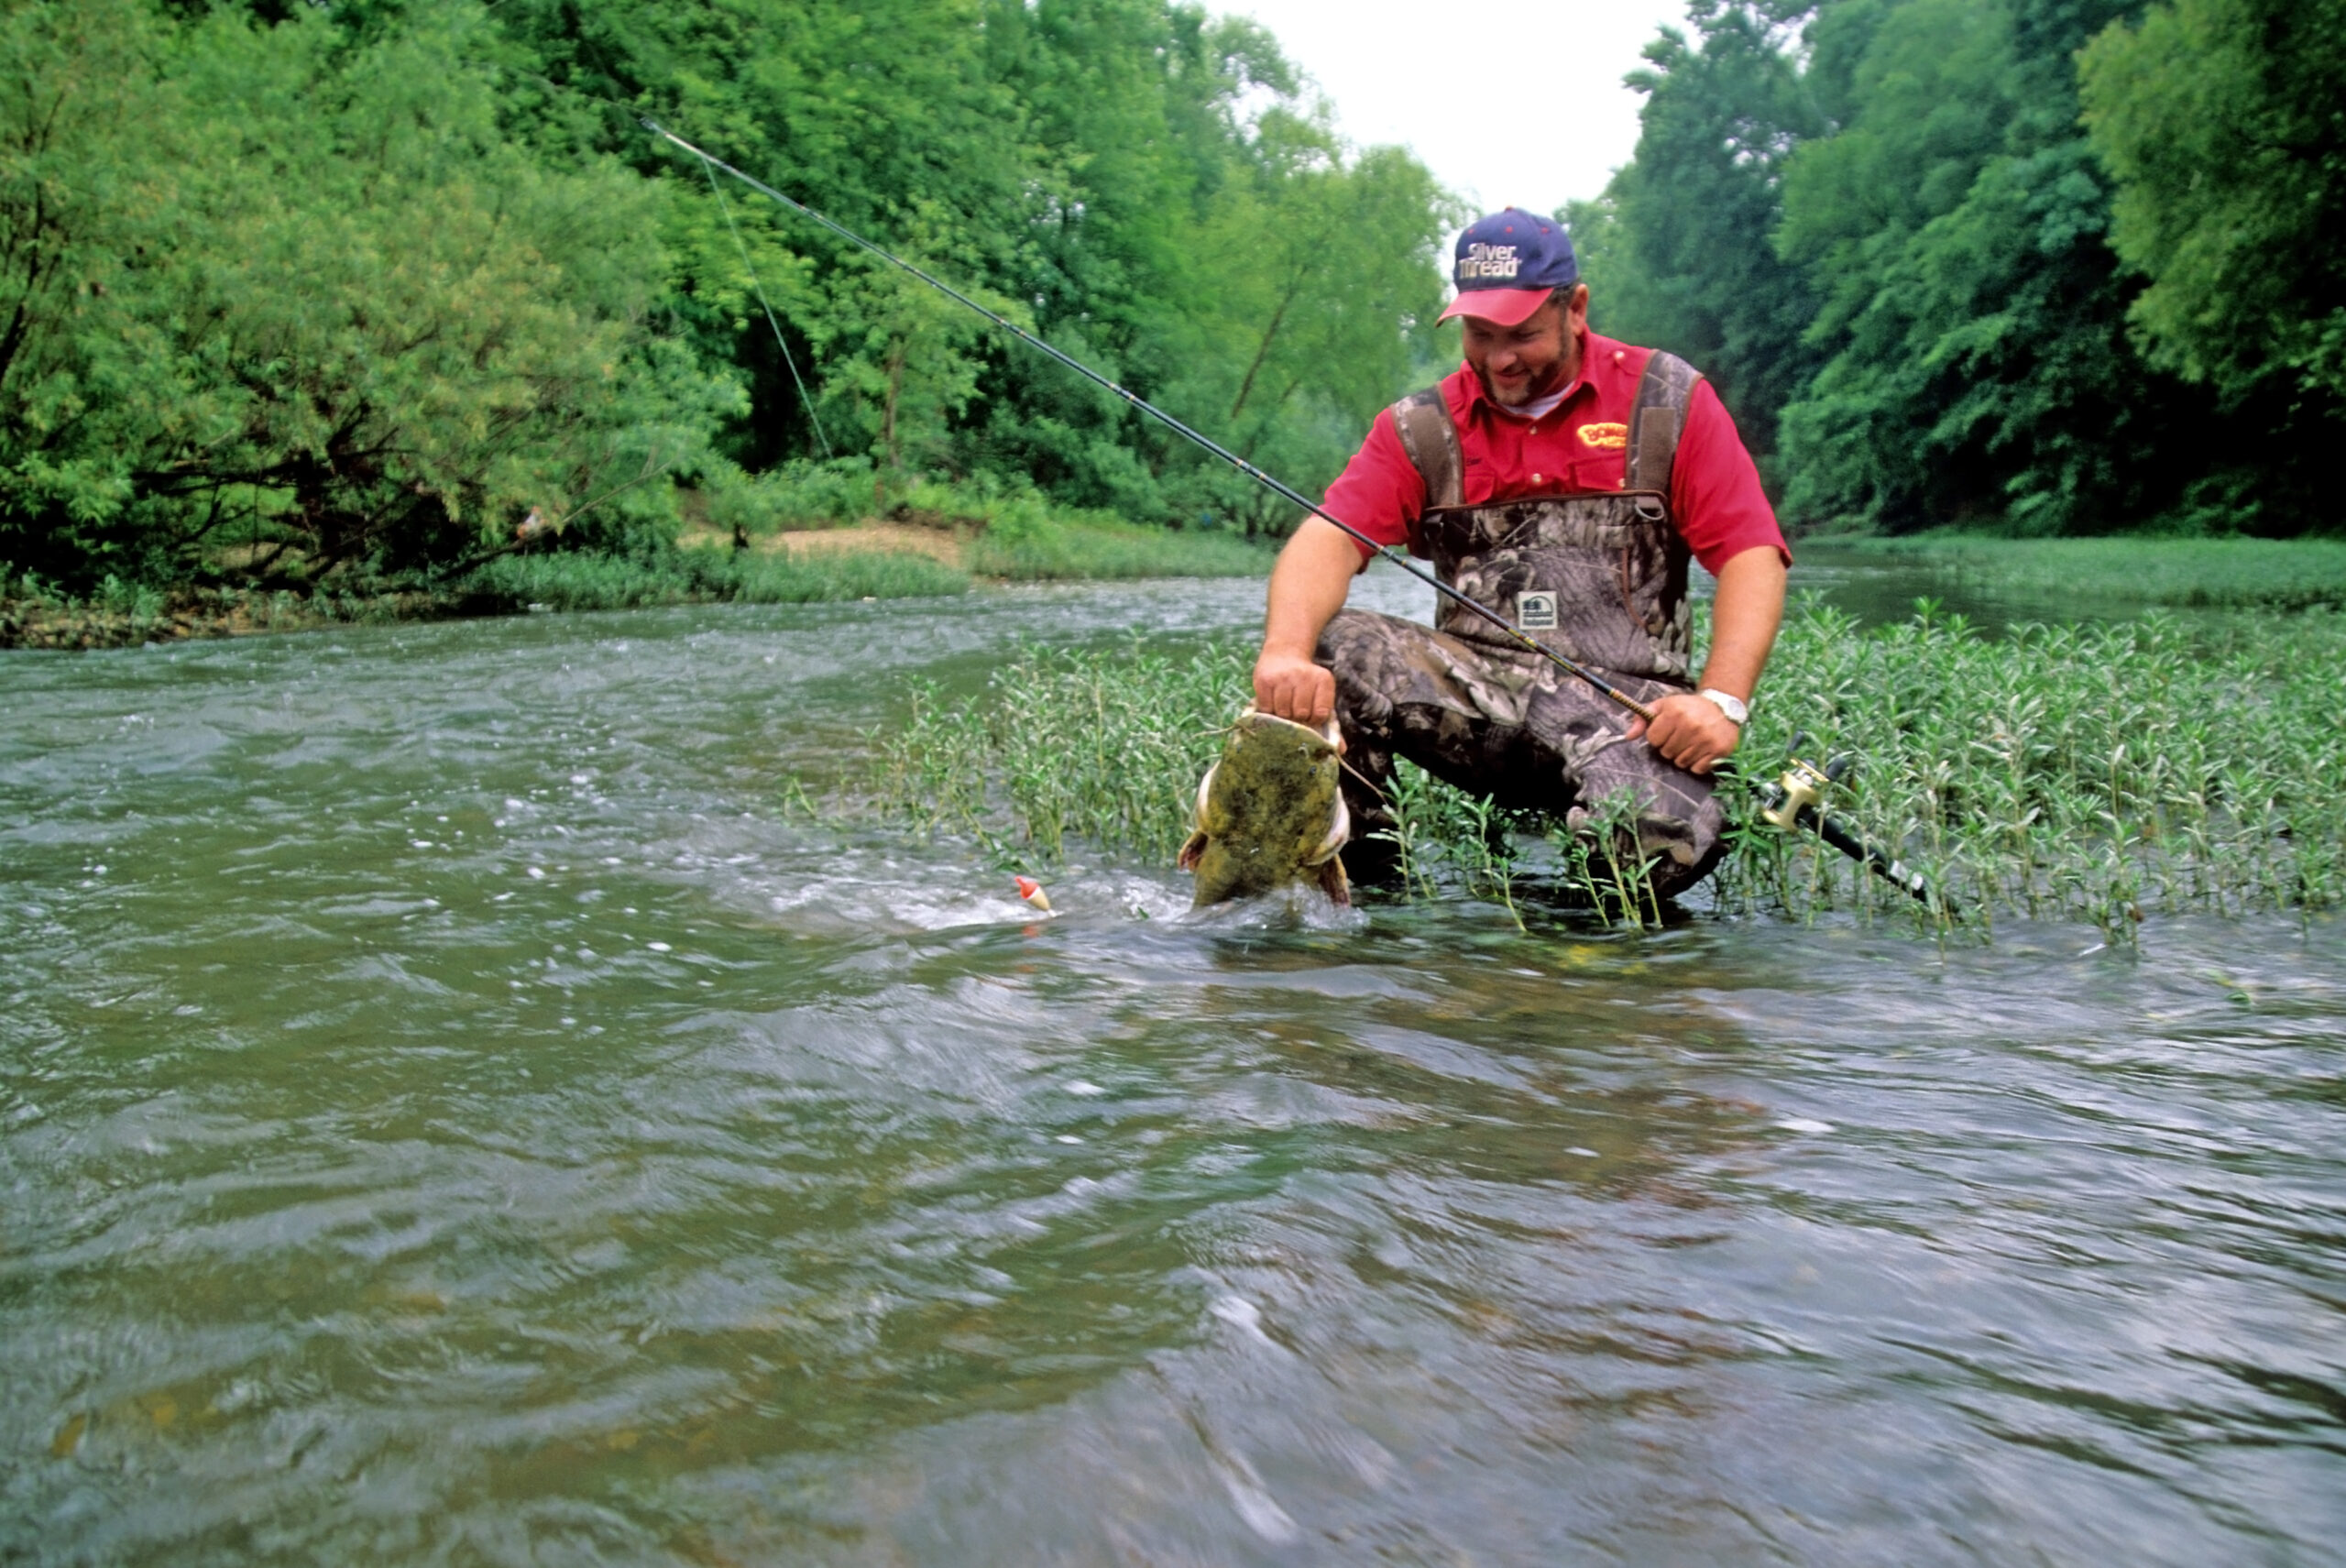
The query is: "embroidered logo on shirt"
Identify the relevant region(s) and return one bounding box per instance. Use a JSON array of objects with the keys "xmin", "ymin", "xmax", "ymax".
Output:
[
  {"xmin": 1516, "ymin": 591, "xmax": 1559, "ymax": 630},
  {"xmin": 1579, "ymin": 422, "xmax": 1628, "ymax": 450}
]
